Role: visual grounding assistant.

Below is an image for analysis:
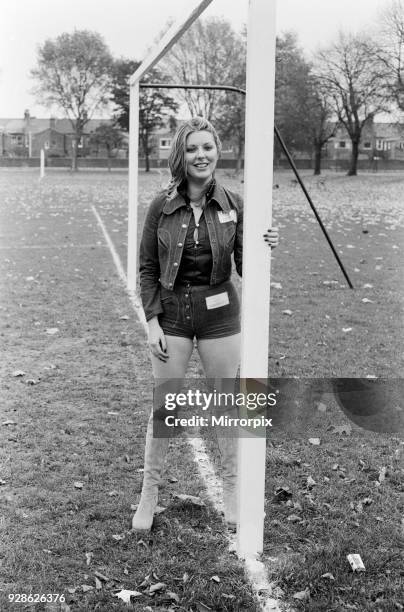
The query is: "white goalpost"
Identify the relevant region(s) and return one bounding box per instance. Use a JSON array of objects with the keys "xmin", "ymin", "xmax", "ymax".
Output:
[{"xmin": 127, "ymin": 0, "xmax": 277, "ymax": 558}]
